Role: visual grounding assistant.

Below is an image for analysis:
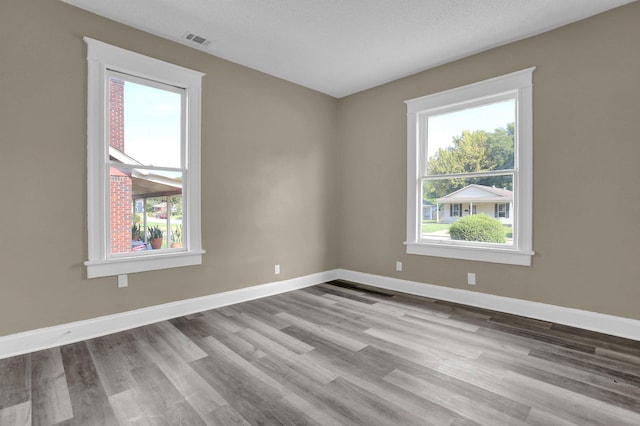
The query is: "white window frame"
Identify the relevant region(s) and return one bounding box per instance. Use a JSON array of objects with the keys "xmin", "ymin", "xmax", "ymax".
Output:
[
  {"xmin": 405, "ymin": 68, "xmax": 534, "ymax": 266},
  {"xmin": 84, "ymin": 37, "xmax": 205, "ymax": 278}
]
